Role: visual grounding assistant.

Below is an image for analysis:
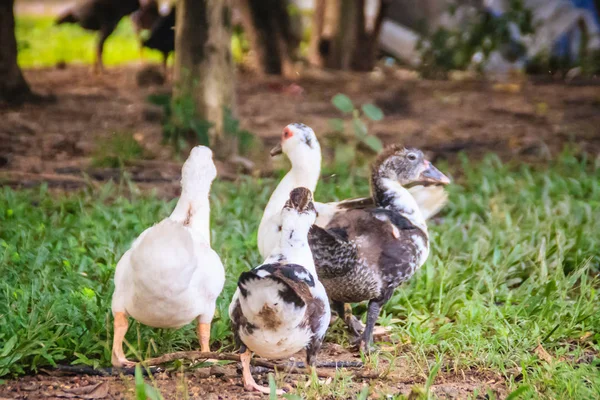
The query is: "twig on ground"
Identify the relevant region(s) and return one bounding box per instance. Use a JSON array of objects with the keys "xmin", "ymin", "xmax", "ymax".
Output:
[
  {"xmin": 47, "ymin": 352, "xmax": 380, "ymax": 379},
  {"xmin": 142, "ymin": 351, "xmax": 379, "ymax": 379}
]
